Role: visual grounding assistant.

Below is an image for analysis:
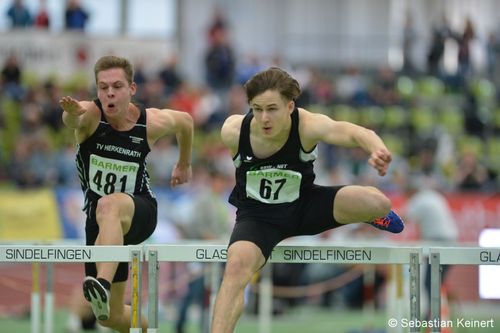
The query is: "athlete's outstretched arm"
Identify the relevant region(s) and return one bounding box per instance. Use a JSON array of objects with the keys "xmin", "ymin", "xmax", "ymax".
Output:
[
  {"xmin": 302, "ymin": 109, "xmax": 392, "ymax": 176},
  {"xmin": 171, "ymin": 110, "xmax": 193, "ymax": 187},
  {"xmin": 59, "ymin": 96, "xmax": 94, "ymax": 129}
]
